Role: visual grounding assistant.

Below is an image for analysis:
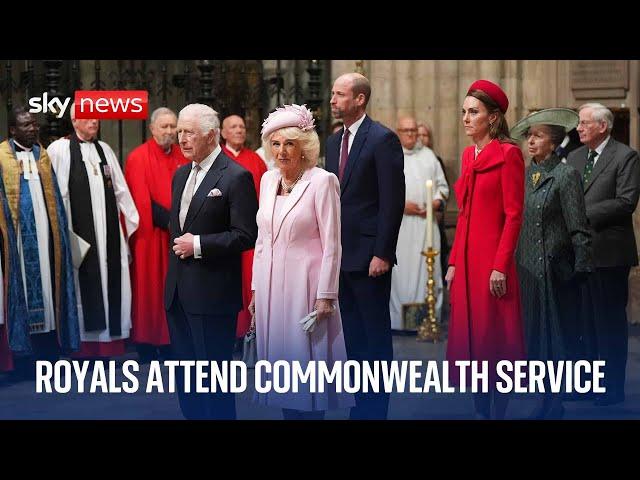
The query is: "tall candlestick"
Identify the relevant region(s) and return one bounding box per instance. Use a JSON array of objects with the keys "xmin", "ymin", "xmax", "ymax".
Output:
[{"xmin": 425, "ymin": 180, "xmax": 433, "ymax": 249}]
